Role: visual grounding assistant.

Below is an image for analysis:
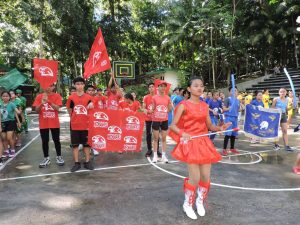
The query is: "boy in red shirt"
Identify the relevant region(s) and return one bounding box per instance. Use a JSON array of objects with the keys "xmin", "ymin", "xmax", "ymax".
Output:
[
  {"xmin": 66, "ymin": 77, "xmax": 94, "ymax": 172},
  {"xmin": 119, "ymin": 93, "xmax": 140, "ymax": 112},
  {"xmin": 33, "ymin": 83, "xmax": 64, "ymax": 168},
  {"xmin": 107, "ymin": 73, "xmax": 122, "ymax": 110},
  {"xmin": 142, "ymin": 83, "xmax": 162, "ymax": 158},
  {"xmin": 150, "ymin": 81, "xmax": 172, "ymax": 163},
  {"xmin": 93, "ymin": 88, "xmax": 107, "ymax": 110}
]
